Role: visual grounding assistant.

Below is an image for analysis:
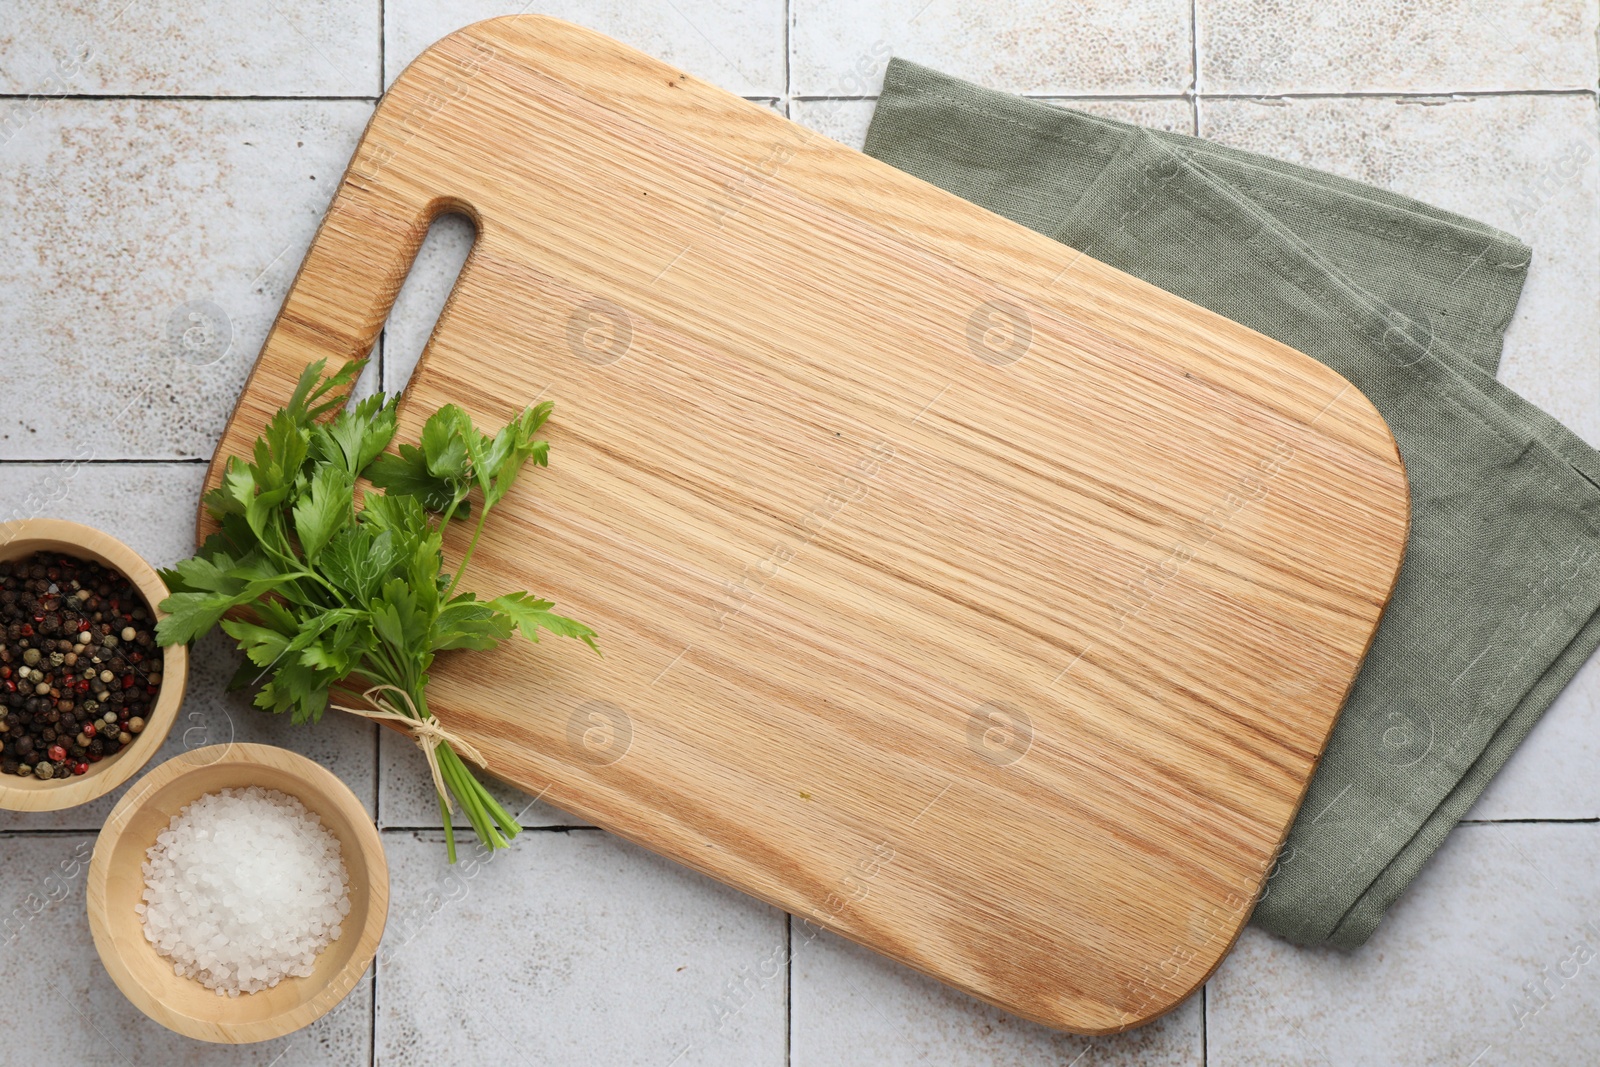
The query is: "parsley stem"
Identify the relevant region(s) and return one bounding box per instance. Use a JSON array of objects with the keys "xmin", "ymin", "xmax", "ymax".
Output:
[
  {"xmin": 446, "ymin": 504, "xmax": 491, "ymax": 598},
  {"xmin": 161, "ymin": 359, "xmax": 579, "ymax": 865},
  {"xmin": 441, "ymin": 794, "xmax": 457, "ymax": 864}
]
